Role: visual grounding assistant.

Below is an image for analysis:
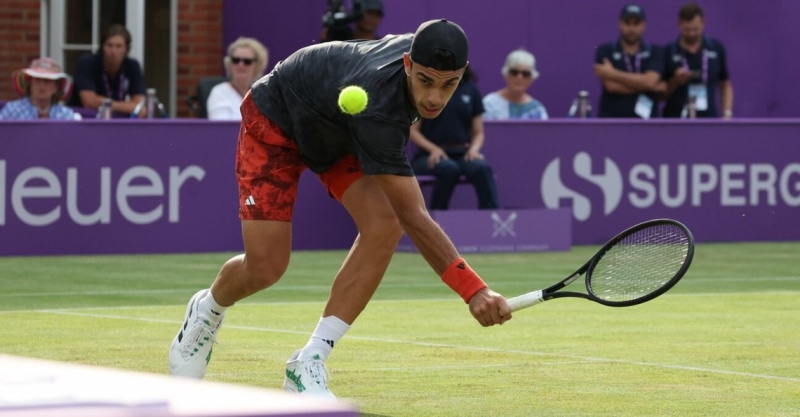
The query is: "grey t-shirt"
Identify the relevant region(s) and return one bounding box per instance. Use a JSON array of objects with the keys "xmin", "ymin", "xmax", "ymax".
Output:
[{"xmin": 250, "ymin": 34, "xmax": 419, "ymax": 176}]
